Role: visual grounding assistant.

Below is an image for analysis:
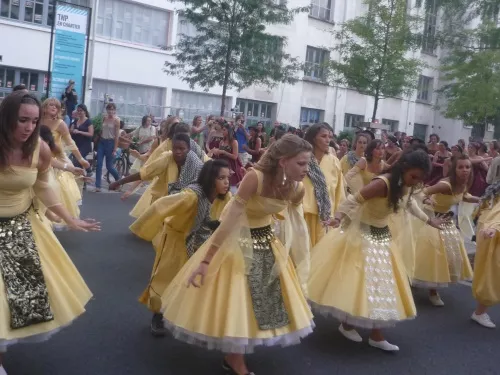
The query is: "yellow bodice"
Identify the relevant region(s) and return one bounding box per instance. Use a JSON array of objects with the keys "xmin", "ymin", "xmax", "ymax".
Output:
[
  {"xmin": 432, "ymin": 181, "xmax": 464, "ymax": 213},
  {"xmin": 360, "ymin": 176, "xmax": 393, "ymax": 228}
]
